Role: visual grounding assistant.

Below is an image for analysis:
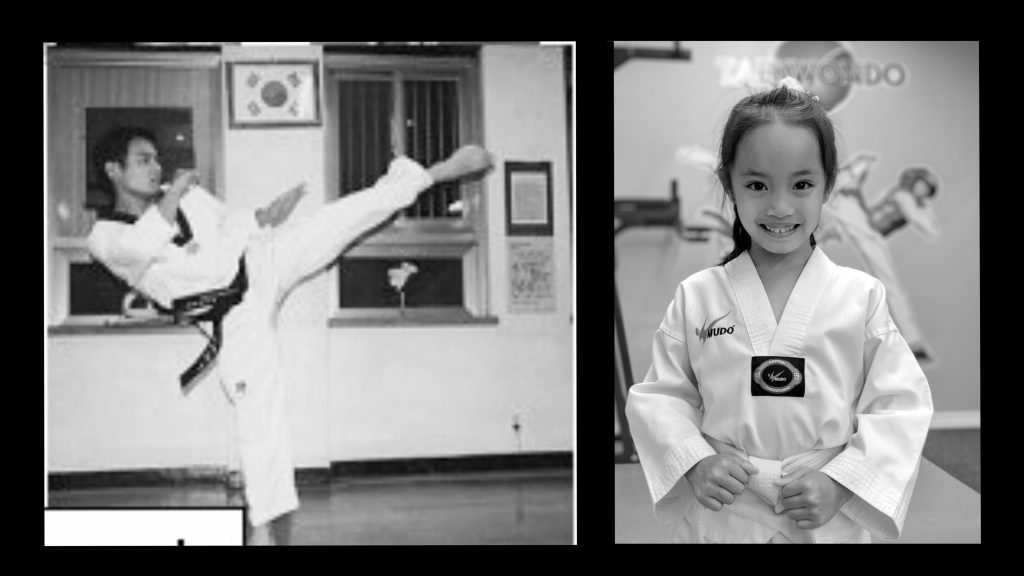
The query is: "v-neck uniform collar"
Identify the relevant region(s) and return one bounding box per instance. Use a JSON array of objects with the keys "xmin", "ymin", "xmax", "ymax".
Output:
[
  {"xmin": 724, "ymin": 247, "xmax": 837, "ymax": 357},
  {"xmin": 98, "ymin": 208, "xmax": 194, "ymax": 247}
]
